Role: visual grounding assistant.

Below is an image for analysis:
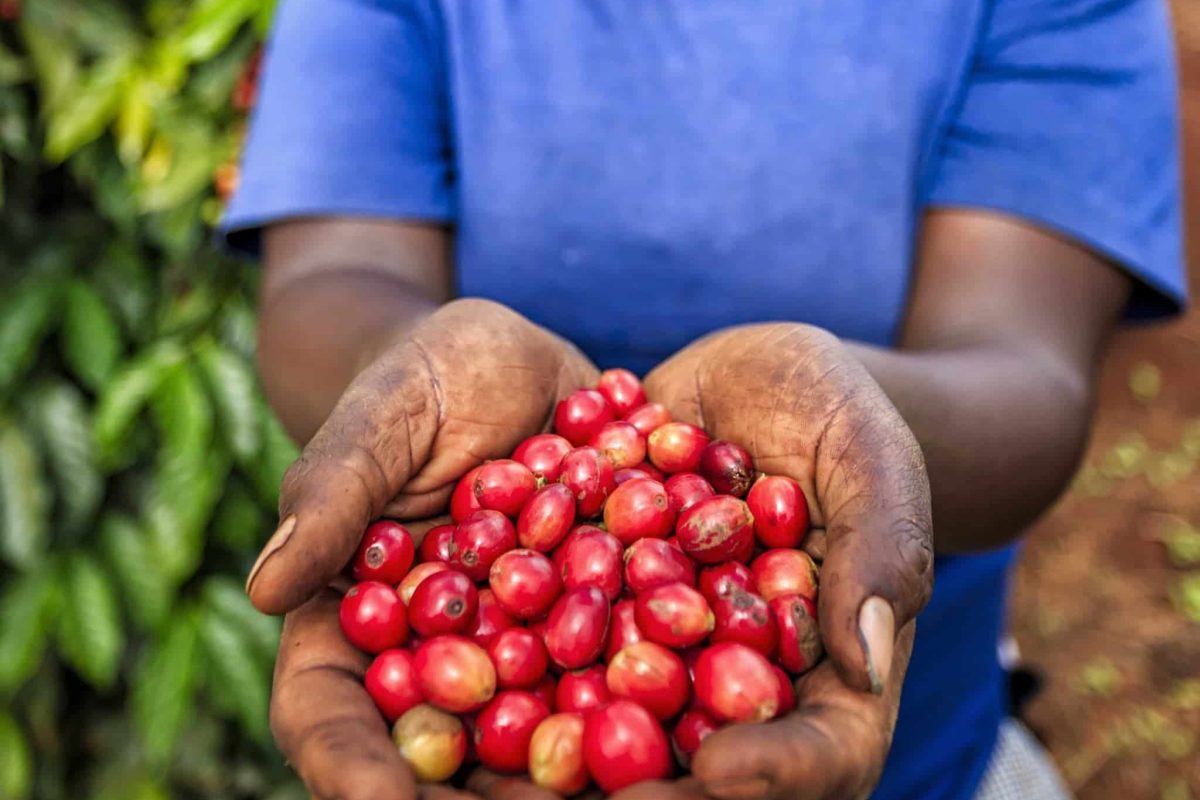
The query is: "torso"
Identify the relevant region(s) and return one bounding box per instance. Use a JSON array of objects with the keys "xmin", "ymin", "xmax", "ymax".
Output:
[
  {"xmin": 441, "ymin": 0, "xmax": 983, "ymax": 370},
  {"xmin": 436, "ymin": 6, "xmax": 1009, "ymax": 799}
]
